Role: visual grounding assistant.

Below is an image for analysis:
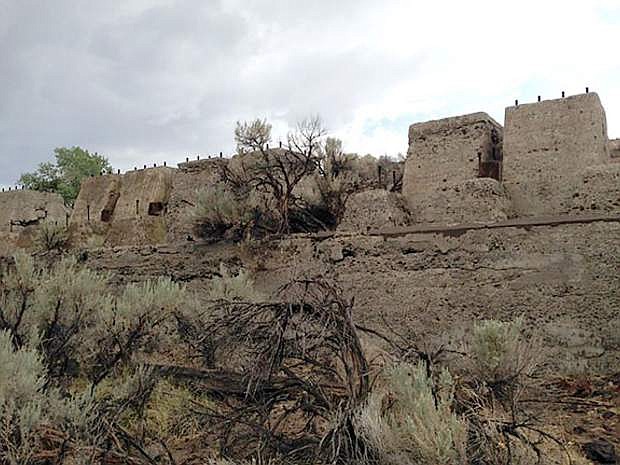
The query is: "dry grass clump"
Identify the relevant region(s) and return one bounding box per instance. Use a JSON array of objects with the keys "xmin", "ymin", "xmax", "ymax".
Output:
[{"xmin": 355, "ymin": 361, "xmax": 467, "ymax": 465}]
